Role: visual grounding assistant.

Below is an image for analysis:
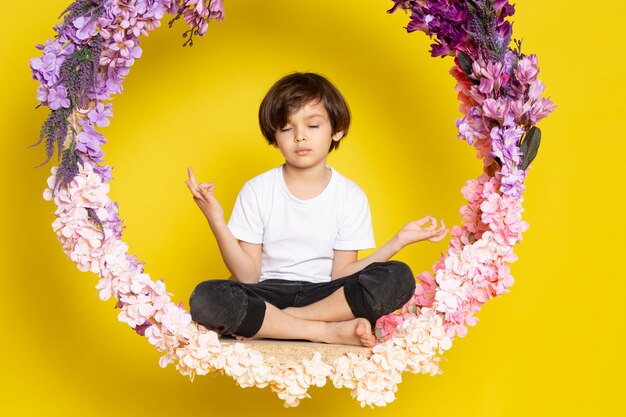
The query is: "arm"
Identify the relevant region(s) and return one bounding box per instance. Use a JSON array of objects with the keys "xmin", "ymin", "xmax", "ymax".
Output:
[
  {"xmin": 331, "ymin": 216, "xmax": 448, "ymax": 279},
  {"xmin": 185, "ymin": 167, "xmax": 261, "ymax": 283}
]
